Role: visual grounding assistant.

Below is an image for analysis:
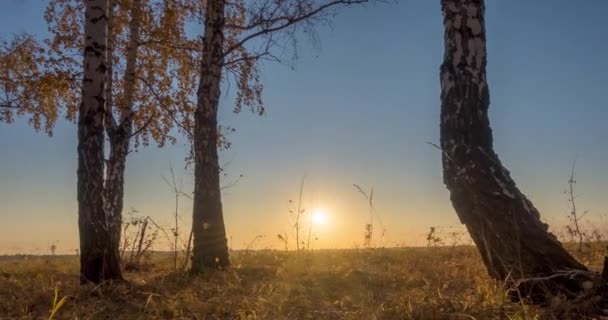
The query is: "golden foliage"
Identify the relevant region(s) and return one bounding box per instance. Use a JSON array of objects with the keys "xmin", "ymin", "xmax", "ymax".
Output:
[
  {"xmin": 0, "ymin": 34, "xmax": 77, "ymax": 135},
  {"xmin": 1, "ymin": 0, "xmax": 351, "ymax": 148}
]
